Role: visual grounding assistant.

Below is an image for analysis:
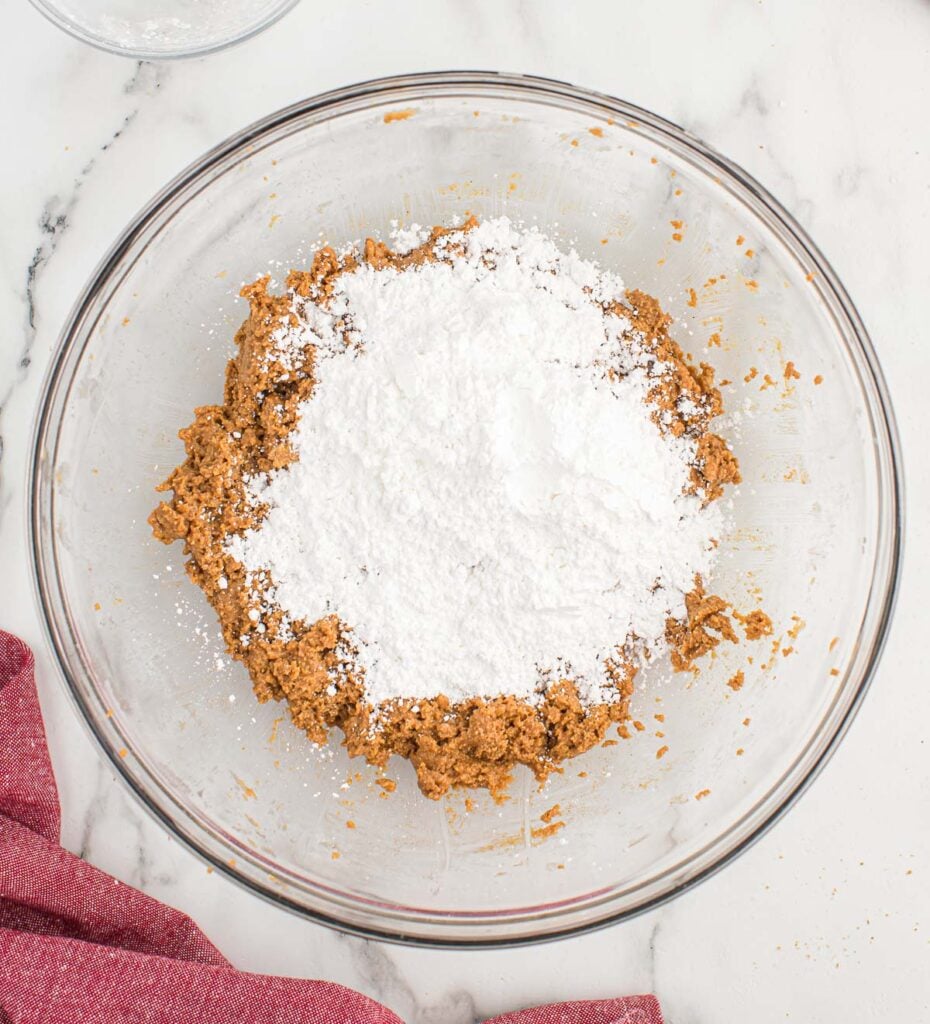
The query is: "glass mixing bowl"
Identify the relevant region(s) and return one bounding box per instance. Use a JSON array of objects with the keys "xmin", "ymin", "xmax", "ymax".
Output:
[
  {"xmin": 30, "ymin": 72, "xmax": 902, "ymax": 946},
  {"xmin": 27, "ymin": 0, "xmax": 300, "ymax": 60}
]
